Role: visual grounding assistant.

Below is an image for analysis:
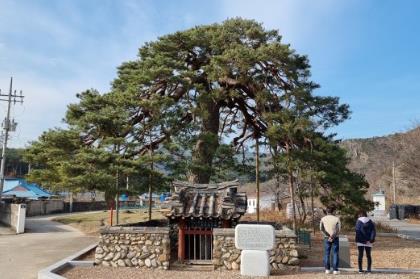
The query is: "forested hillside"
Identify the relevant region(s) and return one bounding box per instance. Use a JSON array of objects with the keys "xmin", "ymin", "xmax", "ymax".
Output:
[{"xmin": 341, "ymin": 126, "xmax": 420, "ymax": 203}]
